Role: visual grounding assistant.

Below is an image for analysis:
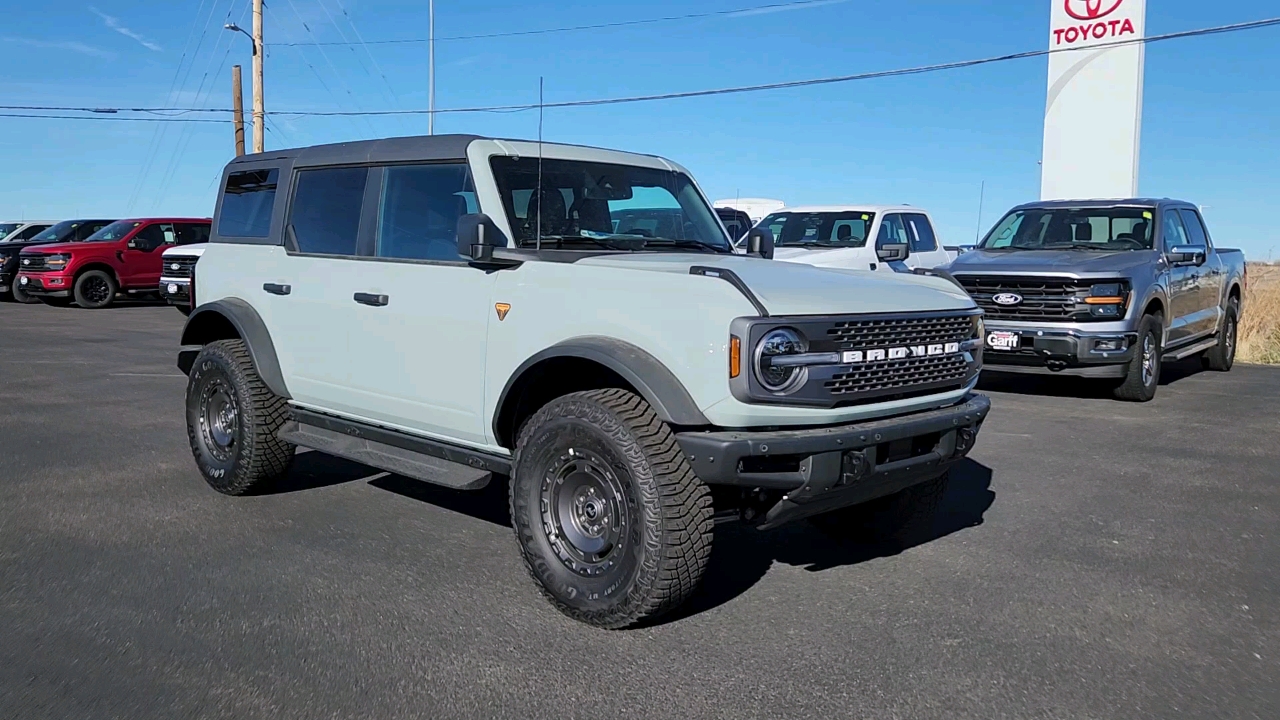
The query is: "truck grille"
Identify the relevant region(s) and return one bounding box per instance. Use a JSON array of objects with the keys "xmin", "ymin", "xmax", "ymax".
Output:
[
  {"xmin": 162, "ymin": 256, "xmax": 198, "ymax": 280},
  {"xmin": 953, "ymin": 275, "xmax": 1091, "ymax": 321},
  {"xmin": 18, "ymin": 254, "xmax": 49, "ymax": 273},
  {"xmin": 826, "ymin": 314, "xmax": 975, "ymax": 349},
  {"xmin": 825, "ymin": 355, "xmax": 970, "ymax": 397}
]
